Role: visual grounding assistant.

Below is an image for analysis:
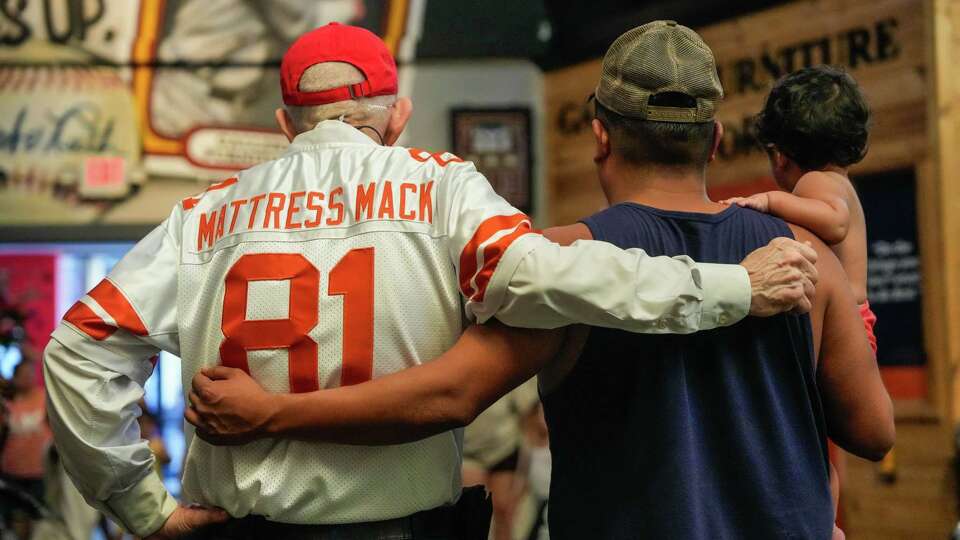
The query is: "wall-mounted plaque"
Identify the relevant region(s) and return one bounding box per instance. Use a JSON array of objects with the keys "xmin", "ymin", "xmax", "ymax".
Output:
[{"xmin": 451, "ymin": 108, "xmax": 532, "ymax": 214}]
